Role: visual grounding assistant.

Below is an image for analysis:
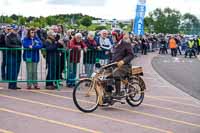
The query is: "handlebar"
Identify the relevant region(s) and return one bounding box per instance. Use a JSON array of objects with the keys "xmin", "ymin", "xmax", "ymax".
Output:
[{"xmin": 101, "ymin": 62, "xmax": 118, "ymax": 69}]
